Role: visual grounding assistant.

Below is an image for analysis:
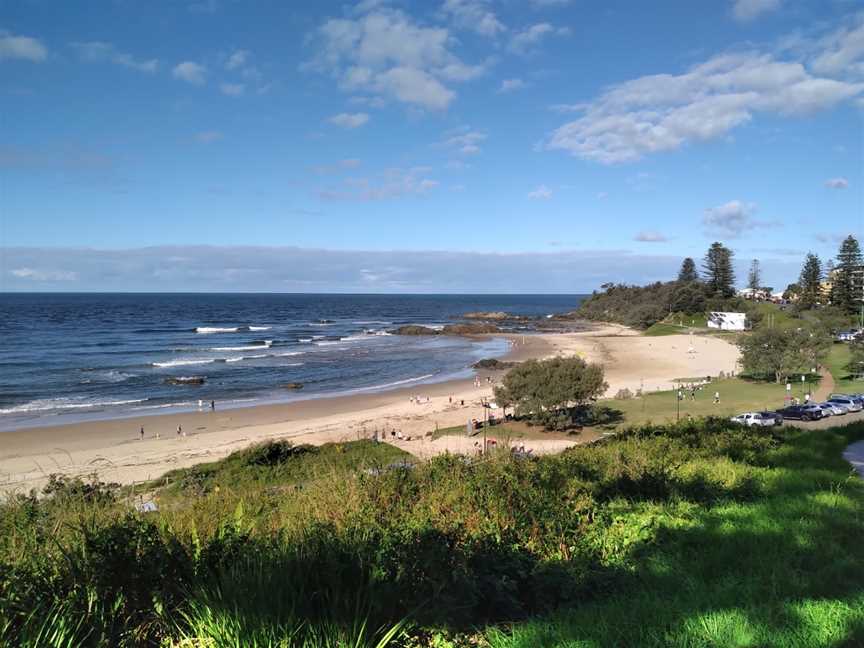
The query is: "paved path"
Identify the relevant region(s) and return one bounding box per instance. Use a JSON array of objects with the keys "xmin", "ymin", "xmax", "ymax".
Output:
[{"xmin": 844, "ymin": 439, "xmax": 864, "ymax": 479}]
